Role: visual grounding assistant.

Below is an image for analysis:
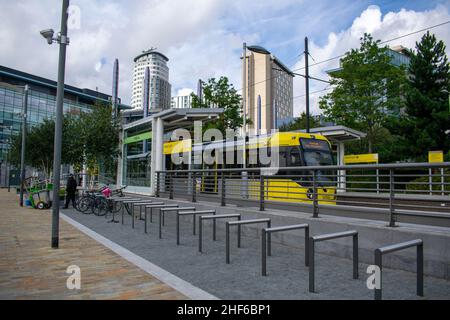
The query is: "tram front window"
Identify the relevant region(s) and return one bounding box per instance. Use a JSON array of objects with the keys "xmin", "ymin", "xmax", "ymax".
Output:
[
  {"xmin": 303, "ymin": 150, "xmax": 333, "ymax": 166},
  {"xmin": 300, "ymin": 138, "xmax": 334, "ymax": 186}
]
